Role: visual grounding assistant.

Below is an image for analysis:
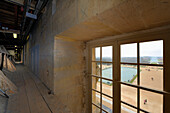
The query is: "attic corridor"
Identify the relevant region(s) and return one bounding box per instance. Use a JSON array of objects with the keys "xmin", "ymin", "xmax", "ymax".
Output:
[
  {"xmin": 2, "ymin": 65, "xmax": 71, "ymax": 113},
  {"xmin": 1, "ymin": 0, "xmax": 170, "ymax": 113}
]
